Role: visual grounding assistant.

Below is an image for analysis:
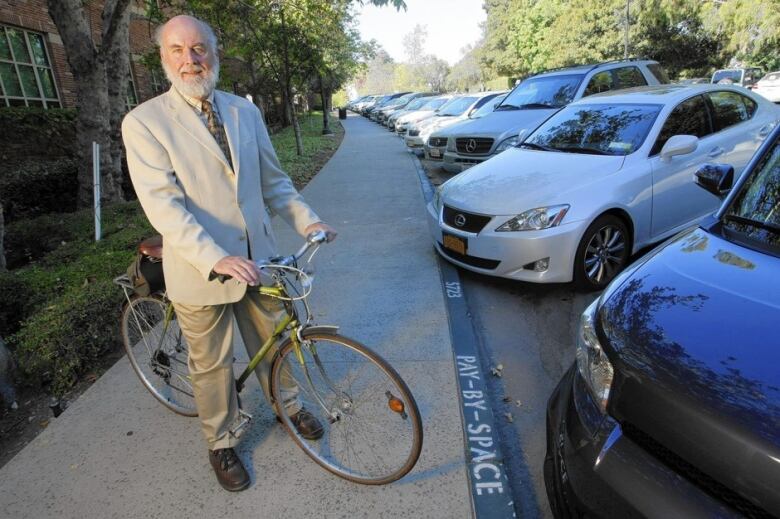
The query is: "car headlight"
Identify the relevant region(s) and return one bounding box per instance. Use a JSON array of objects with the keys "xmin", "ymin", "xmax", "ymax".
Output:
[
  {"xmin": 495, "ymin": 205, "xmax": 569, "ymax": 232},
  {"xmin": 575, "ymin": 299, "xmax": 613, "ymax": 415},
  {"xmin": 495, "ymin": 136, "xmax": 519, "ymax": 153}
]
